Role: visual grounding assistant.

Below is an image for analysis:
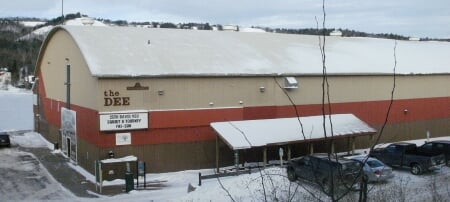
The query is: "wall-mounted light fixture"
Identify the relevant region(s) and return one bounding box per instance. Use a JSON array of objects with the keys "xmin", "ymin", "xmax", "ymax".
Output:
[
  {"xmin": 403, "ymin": 109, "xmax": 409, "ymax": 114},
  {"xmin": 239, "ymin": 101, "xmax": 244, "ymax": 105},
  {"xmin": 158, "ymin": 90, "xmax": 164, "ymax": 95},
  {"xmin": 259, "ymin": 86, "xmax": 265, "ymax": 93},
  {"xmin": 108, "ymin": 150, "xmax": 115, "ymax": 158},
  {"xmin": 209, "ymin": 102, "xmax": 214, "ymax": 106}
]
